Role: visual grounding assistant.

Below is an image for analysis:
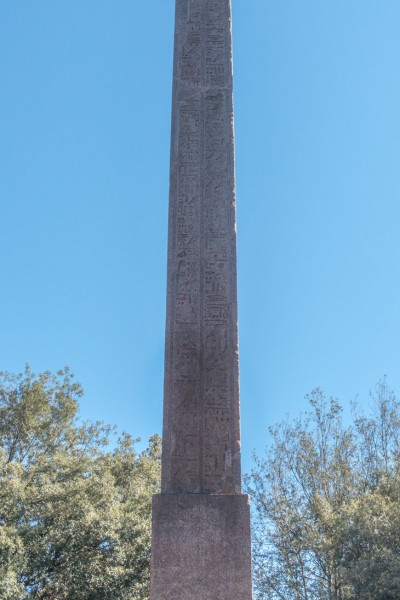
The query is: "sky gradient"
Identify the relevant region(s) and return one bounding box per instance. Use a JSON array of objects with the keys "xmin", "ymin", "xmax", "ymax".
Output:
[{"xmin": 1, "ymin": 1, "xmax": 400, "ymax": 473}]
